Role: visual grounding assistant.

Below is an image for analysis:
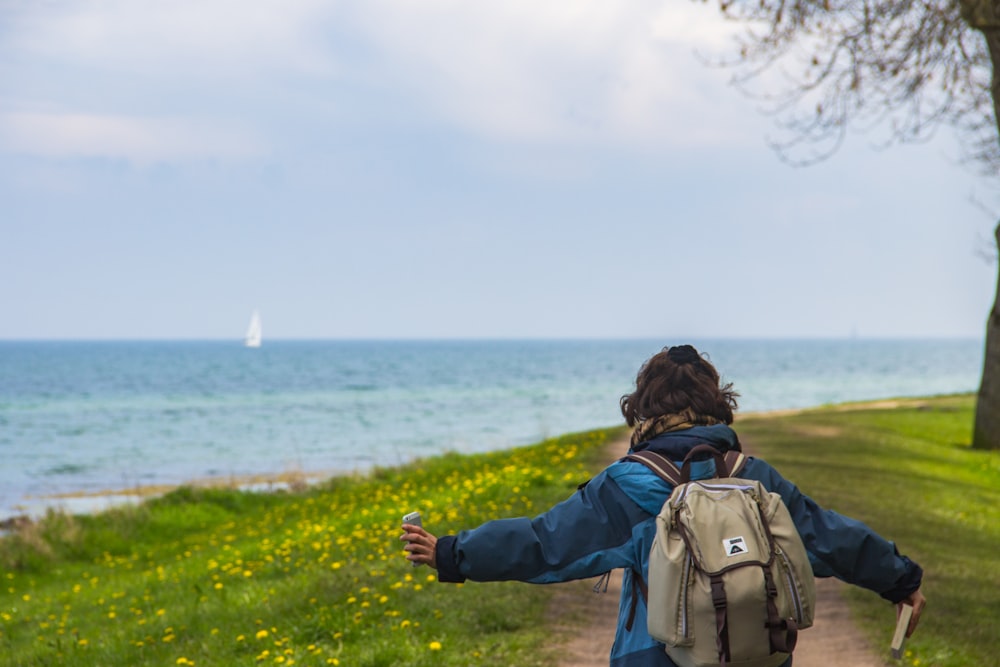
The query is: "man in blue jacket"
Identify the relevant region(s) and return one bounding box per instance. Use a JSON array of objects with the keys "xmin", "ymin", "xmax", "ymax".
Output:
[{"xmin": 401, "ymin": 344, "xmax": 926, "ymax": 666}]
